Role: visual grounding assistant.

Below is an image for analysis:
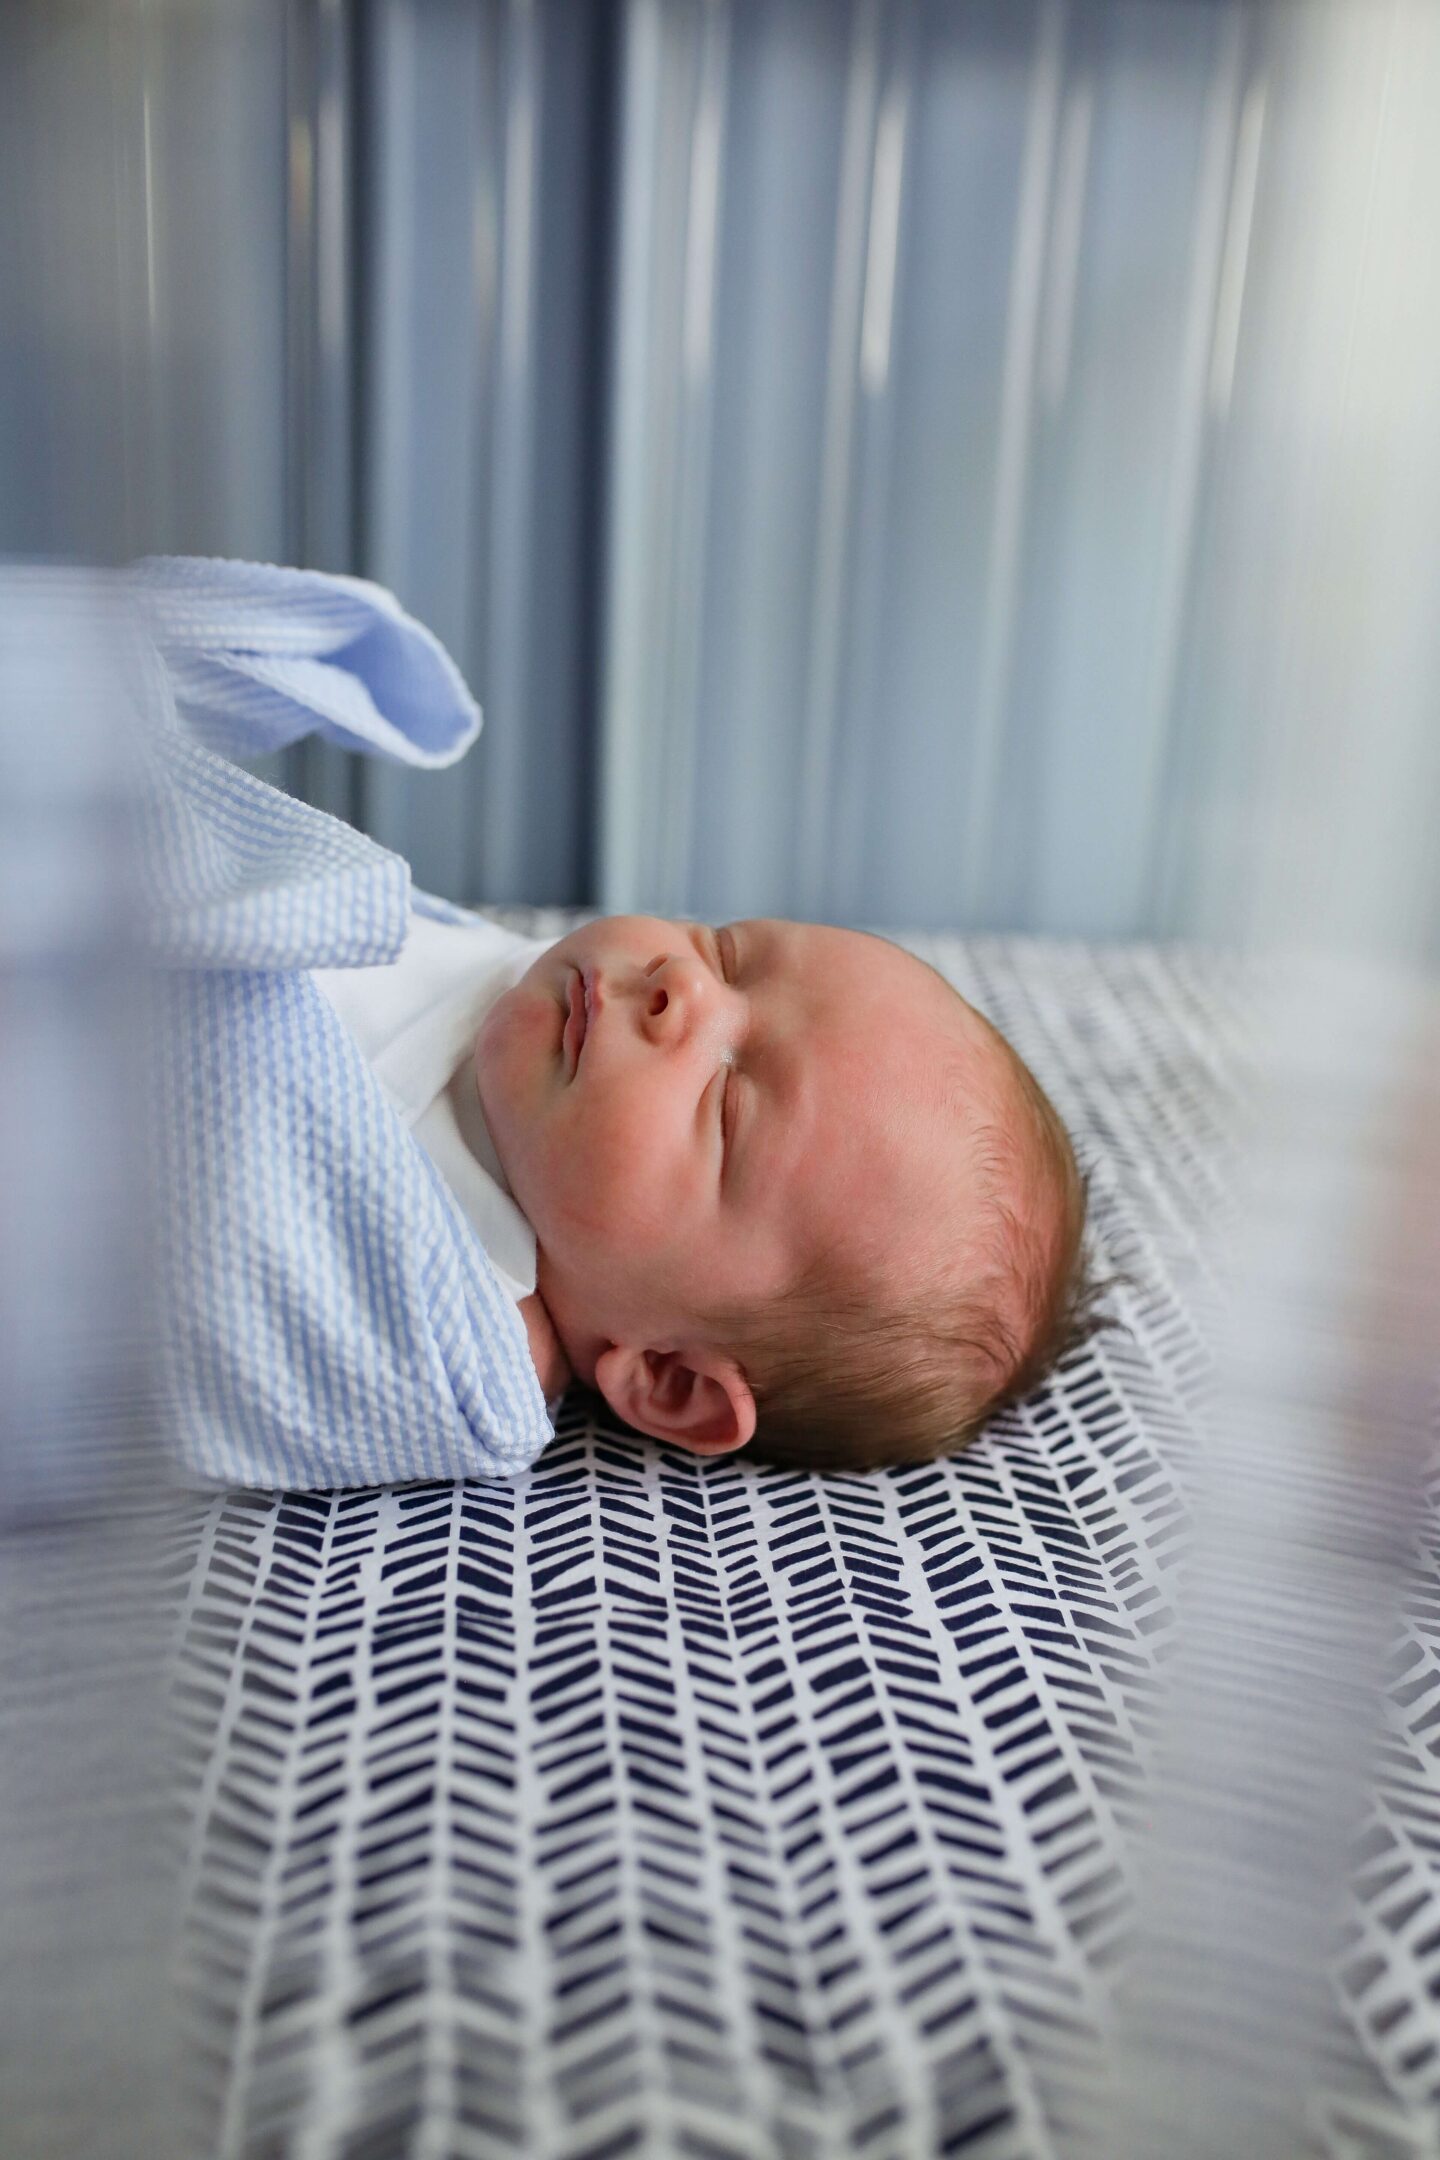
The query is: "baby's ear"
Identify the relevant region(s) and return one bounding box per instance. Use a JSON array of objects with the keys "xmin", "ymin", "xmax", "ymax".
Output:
[{"xmin": 593, "ymin": 1344, "xmax": 755, "ymax": 1456}]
